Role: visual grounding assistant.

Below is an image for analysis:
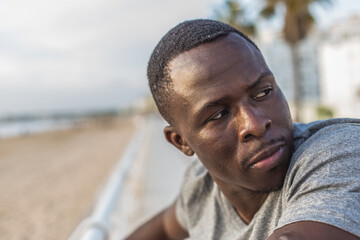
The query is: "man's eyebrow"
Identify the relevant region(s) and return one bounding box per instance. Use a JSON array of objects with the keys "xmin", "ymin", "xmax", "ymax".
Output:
[
  {"xmin": 196, "ymin": 96, "xmax": 230, "ymax": 116},
  {"xmin": 246, "ymin": 70, "xmax": 273, "ymax": 91}
]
